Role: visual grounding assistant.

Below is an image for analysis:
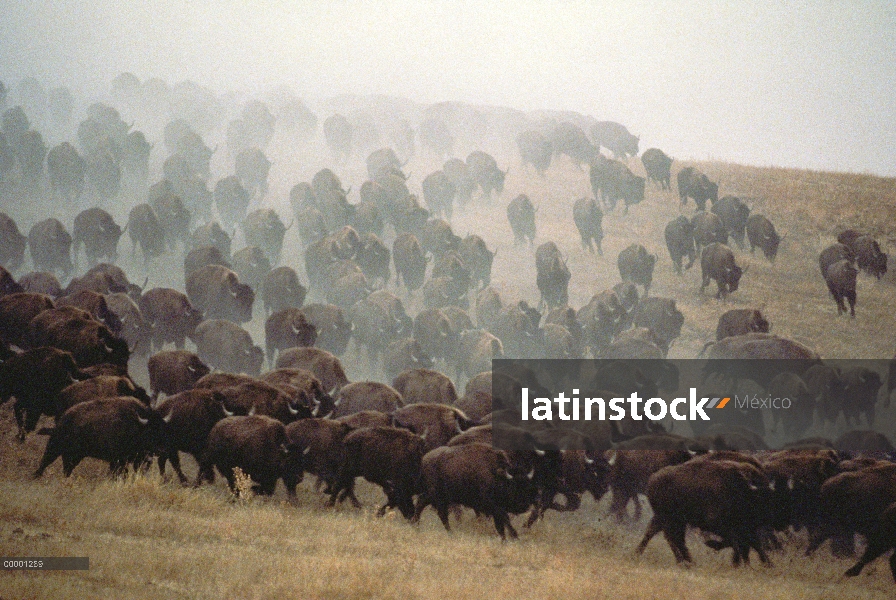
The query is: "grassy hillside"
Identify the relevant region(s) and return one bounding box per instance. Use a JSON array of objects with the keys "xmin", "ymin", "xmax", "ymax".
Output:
[{"xmin": 2, "ymin": 153, "xmax": 896, "ymax": 598}]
